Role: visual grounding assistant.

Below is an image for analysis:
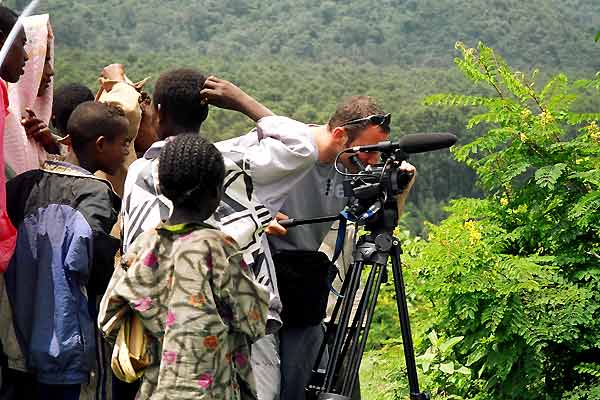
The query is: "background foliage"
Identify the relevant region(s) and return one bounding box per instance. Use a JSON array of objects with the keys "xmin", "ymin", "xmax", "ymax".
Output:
[
  {"xmin": 9, "ymin": 0, "xmax": 600, "ymax": 70},
  {"xmin": 365, "ymin": 43, "xmax": 600, "ymax": 399}
]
